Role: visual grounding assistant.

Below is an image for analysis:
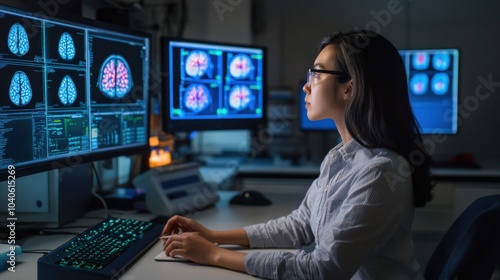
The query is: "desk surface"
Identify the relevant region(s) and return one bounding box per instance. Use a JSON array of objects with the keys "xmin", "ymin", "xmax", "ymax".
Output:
[{"xmin": 2, "ymin": 191, "xmax": 304, "ymax": 280}]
